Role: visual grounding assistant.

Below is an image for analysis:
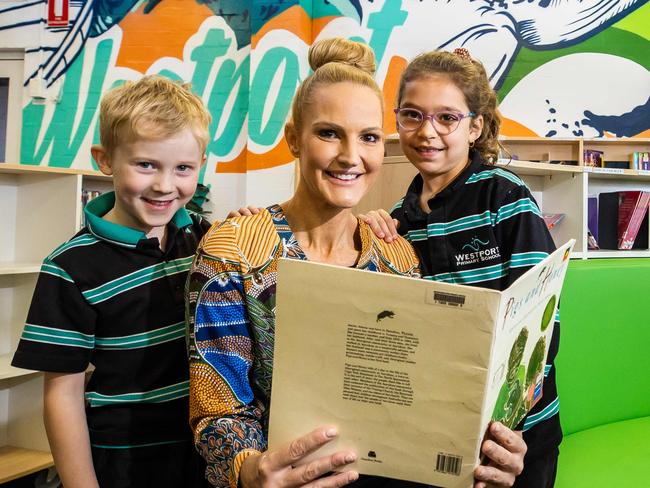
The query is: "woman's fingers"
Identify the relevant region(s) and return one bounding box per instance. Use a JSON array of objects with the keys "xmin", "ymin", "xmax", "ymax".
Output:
[
  {"xmin": 474, "ymin": 423, "xmax": 526, "ymax": 487},
  {"xmin": 287, "ymin": 450, "xmax": 358, "ymax": 487},
  {"xmin": 227, "ymin": 206, "xmax": 263, "ymax": 218},
  {"xmin": 359, "ymin": 210, "xmax": 399, "ymax": 242}
]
